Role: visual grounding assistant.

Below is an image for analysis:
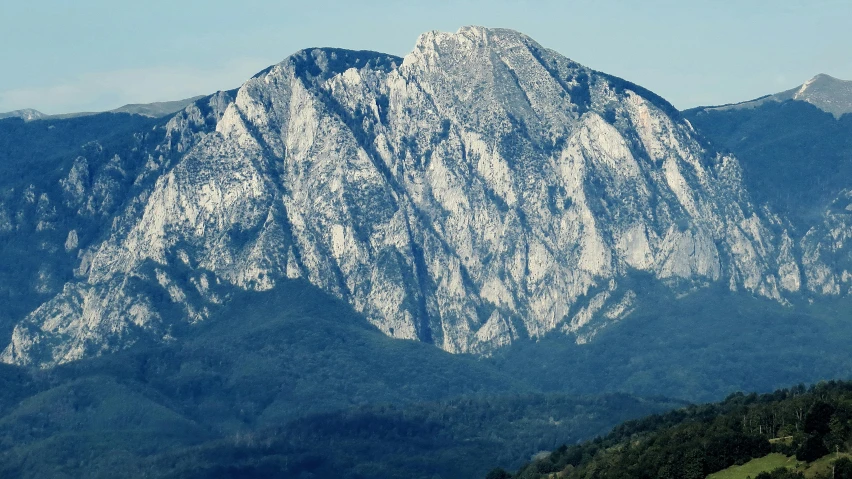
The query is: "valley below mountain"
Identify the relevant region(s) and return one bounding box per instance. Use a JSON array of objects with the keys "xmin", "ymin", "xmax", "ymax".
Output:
[{"xmin": 0, "ymin": 281, "xmax": 682, "ymax": 478}]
